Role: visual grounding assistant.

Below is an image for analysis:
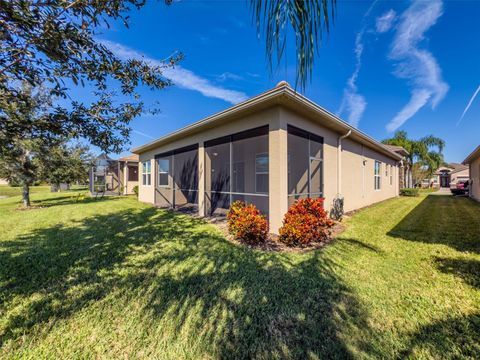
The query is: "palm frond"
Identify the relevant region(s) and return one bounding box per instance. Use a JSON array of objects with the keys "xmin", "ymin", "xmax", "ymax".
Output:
[
  {"xmin": 250, "ymin": 0, "xmax": 336, "ymax": 89},
  {"xmin": 419, "ymin": 135, "xmax": 445, "ymax": 153}
]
